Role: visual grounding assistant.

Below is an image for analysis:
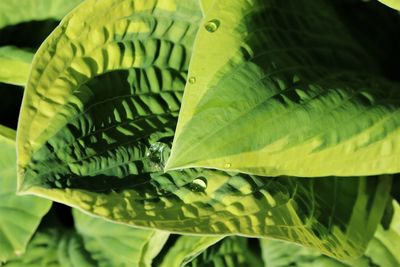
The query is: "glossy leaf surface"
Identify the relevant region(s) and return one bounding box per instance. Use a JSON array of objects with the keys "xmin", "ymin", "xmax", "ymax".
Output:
[
  {"xmin": 16, "ymin": 0, "xmax": 393, "ymax": 259},
  {"xmin": 167, "ymin": 0, "xmax": 400, "ymax": 177},
  {"xmin": 260, "ymin": 201, "xmax": 400, "ymax": 267}
]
